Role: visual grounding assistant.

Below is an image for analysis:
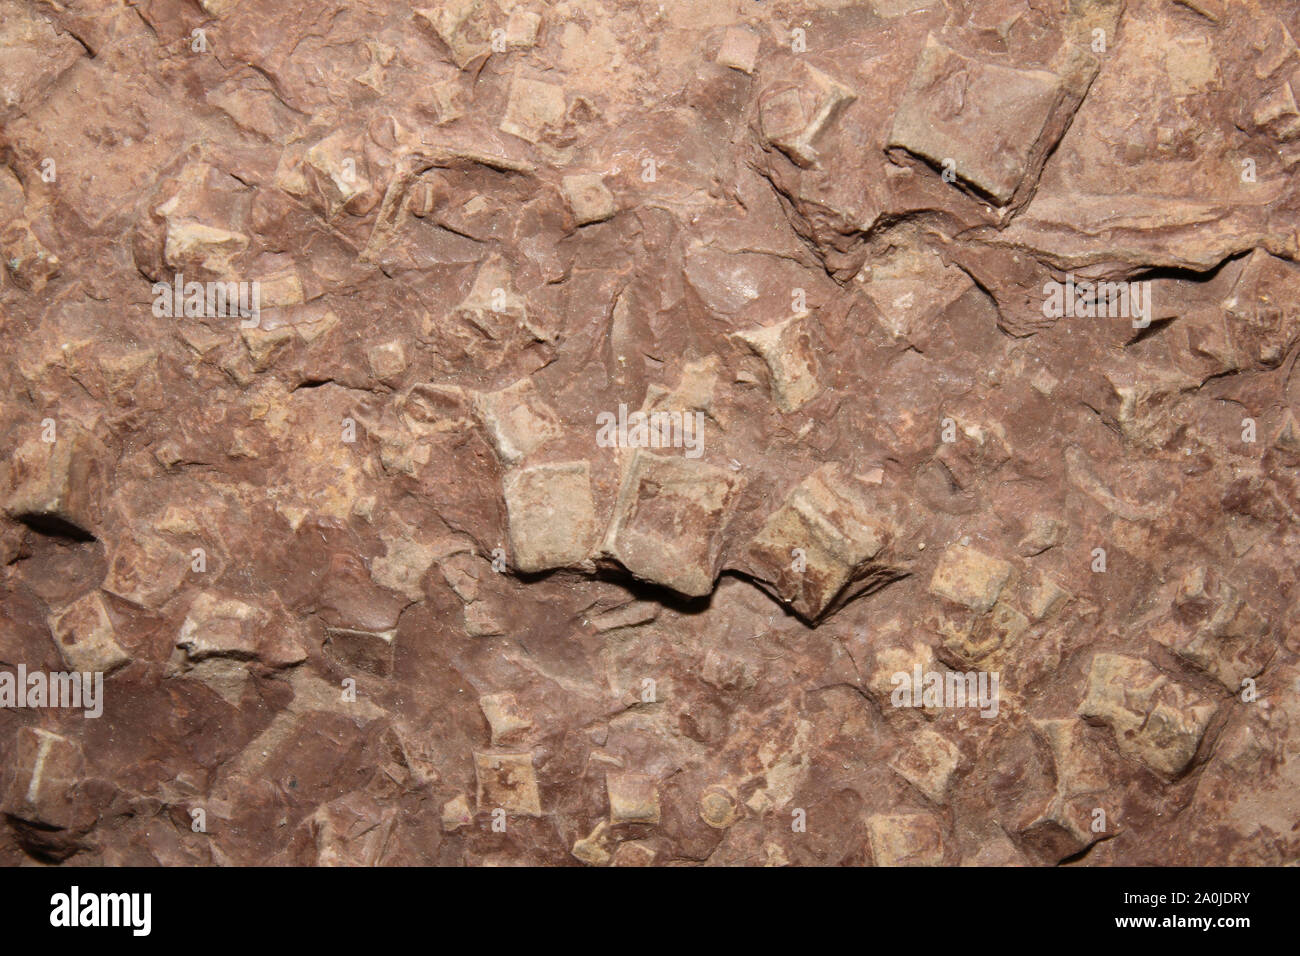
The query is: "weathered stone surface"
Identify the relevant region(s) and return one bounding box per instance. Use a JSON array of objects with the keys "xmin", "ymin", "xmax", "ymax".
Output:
[{"xmin": 2, "ymin": 0, "xmax": 1299, "ymax": 871}]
